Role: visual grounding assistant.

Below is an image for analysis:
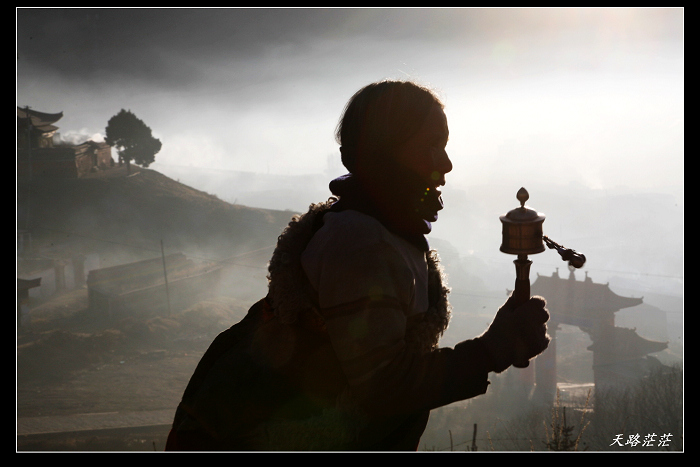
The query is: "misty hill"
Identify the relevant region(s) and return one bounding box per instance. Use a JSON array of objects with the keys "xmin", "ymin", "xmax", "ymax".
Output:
[
  {"xmin": 17, "ymin": 166, "xmax": 295, "ymax": 272},
  {"xmin": 151, "ymin": 163, "xmax": 337, "ymax": 213}
]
